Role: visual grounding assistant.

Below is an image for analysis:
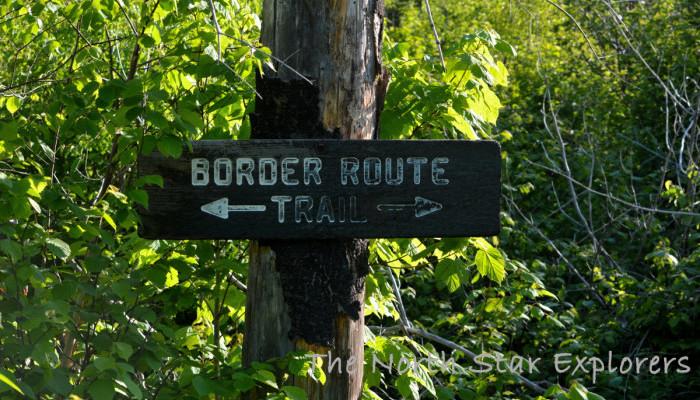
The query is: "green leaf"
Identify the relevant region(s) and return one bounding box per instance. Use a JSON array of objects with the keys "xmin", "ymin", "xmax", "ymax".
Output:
[
  {"xmin": 93, "ymin": 356, "xmax": 117, "ymax": 371},
  {"xmin": 5, "ymin": 96, "xmax": 20, "ymax": 114},
  {"xmin": 252, "ymin": 369, "xmax": 278, "ymax": 389},
  {"xmin": 586, "ymin": 392, "xmax": 606, "ymax": 400},
  {"xmin": 380, "ymin": 109, "xmax": 415, "ymax": 139},
  {"xmin": 46, "ymin": 237, "xmax": 71, "ymax": 260},
  {"xmin": 472, "ymin": 238, "xmax": 505, "ymax": 283},
  {"xmin": 102, "ymin": 212, "xmax": 117, "ymax": 231},
  {"xmin": 118, "ymin": 376, "xmax": 143, "ymax": 400},
  {"xmin": 396, "ymin": 375, "xmax": 419, "ymax": 400},
  {"xmin": 467, "ymin": 86, "xmax": 501, "ymax": 125},
  {"xmin": 232, "ymin": 372, "xmax": 255, "ymax": 392},
  {"xmin": 175, "ymin": 327, "xmax": 201, "ymax": 349},
  {"xmin": 495, "ymin": 39, "xmax": 517, "ymax": 57},
  {"xmin": 136, "ymin": 174, "xmax": 164, "ymax": 188},
  {"xmin": 192, "ymin": 376, "xmax": 216, "ymax": 396},
  {"xmin": 475, "ymin": 247, "xmax": 505, "ymax": 283},
  {"xmin": 0, "ymin": 239, "xmax": 23, "ymax": 263},
  {"xmin": 157, "ymin": 135, "xmax": 182, "ymax": 158},
  {"xmin": 139, "ymin": 34, "xmax": 156, "ymax": 48},
  {"xmin": 46, "ymin": 368, "xmax": 72, "ymax": 396},
  {"xmin": 282, "ymin": 386, "xmax": 308, "ymax": 400},
  {"xmin": 446, "ymin": 107, "xmax": 477, "ymax": 139},
  {"xmin": 128, "ymin": 189, "xmax": 149, "ymax": 208},
  {"xmin": 0, "ymin": 370, "xmax": 24, "ymax": 395},
  {"xmin": 88, "ymin": 378, "xmax": 115, "ymax": 400},
  {"xmin": 114, "ymin": 342, "xmax": 134, "ymax": 360},
  {"xmin": 165, "ymin": 267, "xmax": 179, "ymax": 288},
  {"xmin": 28, "ymin": 197, "xmax": 41, "ymax": 214},
  {"xmin": 27, "ymin": 176, "xmax": 48, "ymax": 197},
  {"xmin": 145, "ymin": 25, "xmax": 161, "ymax": 45},
  {"xmin": 85, "ymin": 255, "xmax": 109, "ymax": 273},
  {"xmin": 568, "ymin": 382, "xmax": 589, "ymax": 400},
  {"xmin": 0, "ymin": 120, "xmax": 18, "ymax": 141},
  {"xmin": 435, "ymin": 258, "xmax": 463, "ymax": 293}
]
